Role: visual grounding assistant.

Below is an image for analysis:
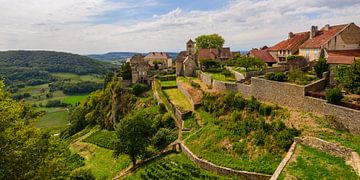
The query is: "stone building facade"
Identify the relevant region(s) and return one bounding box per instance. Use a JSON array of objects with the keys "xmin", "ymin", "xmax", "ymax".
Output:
[
  {"xmin": 176, "ymin": 39, "xmax": 199, "ymax": 77},
  {"xmin": 144, "ymin": 52, "xmax": 173, "ymax": 69},
  {"xmin": 129, "ymin": 54, "xmax": 151, "ymax": 84}
]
